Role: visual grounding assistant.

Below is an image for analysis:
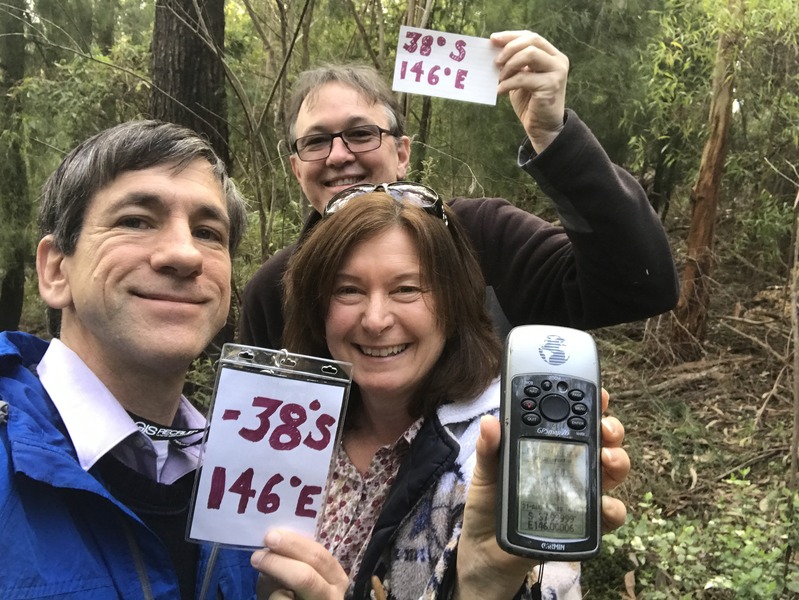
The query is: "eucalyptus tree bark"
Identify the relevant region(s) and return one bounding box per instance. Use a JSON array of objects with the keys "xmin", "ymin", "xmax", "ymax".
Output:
[
  {"xmin": 671, "ymin": 2, "xmax": 741, "ymax": 360},
  {"xmin": 150, "ymin": 0, "xmax": 230, "ymax": 170},
  {"xmin": 0, "ymin": 0, "xmax": 29, "ymax": 332}
]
